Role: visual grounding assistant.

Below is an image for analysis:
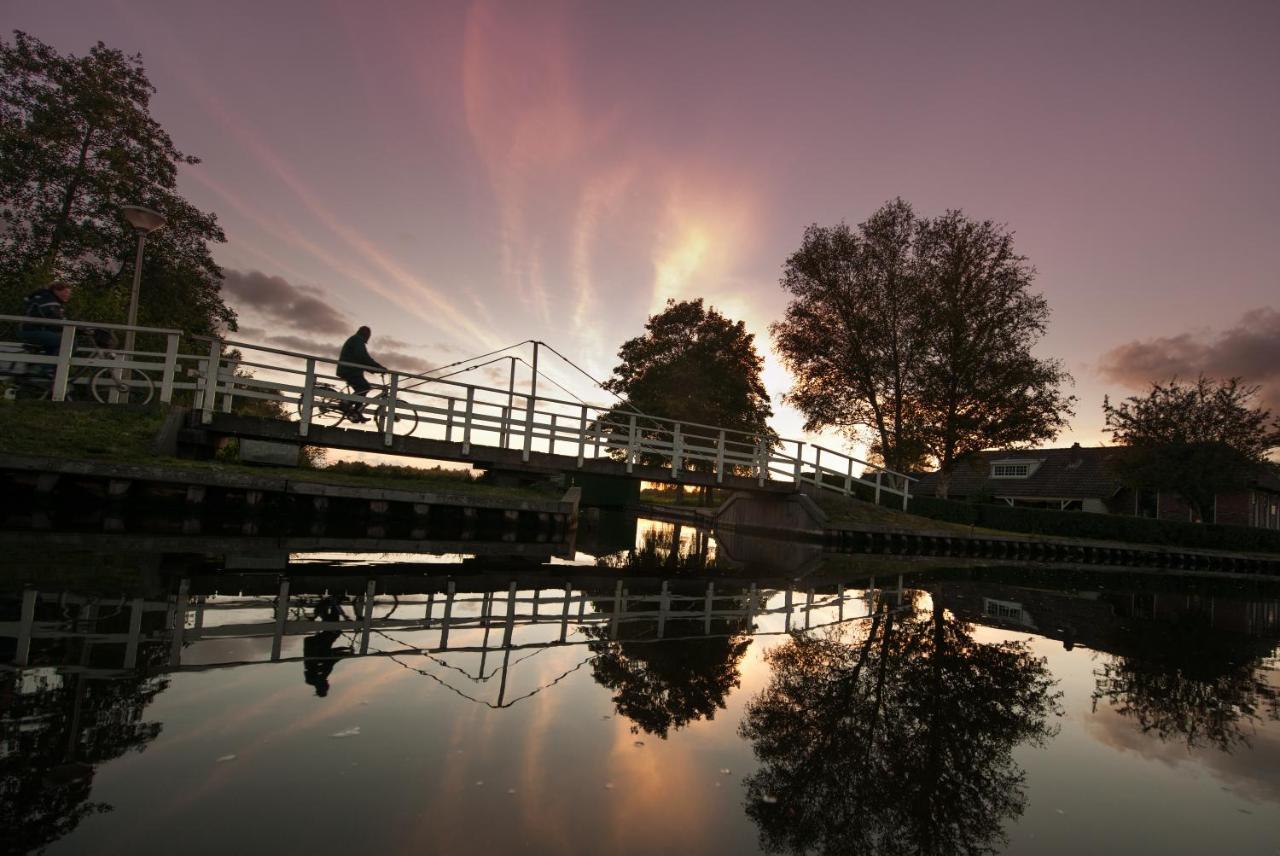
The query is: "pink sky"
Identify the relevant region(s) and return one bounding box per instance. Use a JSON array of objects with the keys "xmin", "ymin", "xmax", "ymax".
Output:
[{"xmin": 10, "ymin": 0, "xmax": 1280, "ymax": 452}]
